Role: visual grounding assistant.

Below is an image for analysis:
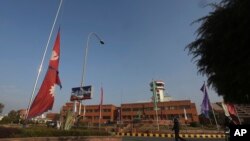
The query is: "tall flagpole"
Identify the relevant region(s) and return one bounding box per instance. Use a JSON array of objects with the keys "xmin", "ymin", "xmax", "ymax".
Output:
[
  {"xmin": 210, "ymin": 103, "xmax": 219, "ymax": 130},
  {"xmin": 204, "ymin": 81, "xmax": 219, "ymax": 130},
  {"xmin": 25, "ymin": 0, "xmax": 64, "ymax": 120}
]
